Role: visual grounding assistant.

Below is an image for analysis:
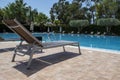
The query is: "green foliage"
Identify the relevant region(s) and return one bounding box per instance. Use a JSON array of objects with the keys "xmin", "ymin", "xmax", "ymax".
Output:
[
  {"xmin": 53, "ymin": 20, "xmax": 60, "ymax": 26},
  {"xmin": 50, "ymin": 0, "xmax": 71, "ymax": 24},
  {"xmin": 69, "ymin": 20, "xmax": 77, "ymax": 27},
  {"xmin": 116, "ymin": 0, "xmax": 120, "ymax": 20},
  {"xmin": 0, "ymin": 0, "xmax": 120, "ymax": 35},
  {"xmin": 0, "ymin": 8, "xmax": 4, "ymax": 22},
  {"xmin": 0, "ymin": 23, "xmax": 12, "ymax": 32},
  {"xmin": 0, "ymin": 0, "xmax": 48, "ymax": 26},
  {"xmin": 97, "ymin": 18, "xmax": 120, "ymax": 26},
  {"xmin": 34, "ymin": 13, "xmax": 48, "ymax": 26},
  {"xmin": 96, "ymin": 0, "xmax": 118, "ymax": 18},
  {"xmin": 69, "ymin": 20, "xmax": 89, "ymax": 32},
  {"xmin": 69, "ymin": 20, "xmax": 89, "ymax": 27},
  {"xmin": 3, "ymin": 0, "xmax": 27, "ymax": 22},
  {"xmin": 97, "ymin": 18, "xmax": 120, "ymax": 34},
  {"xmin": 82, "ymin": 24, "xmax": 106, "ymax": 33},
  {"xmin": 50, "ymin": 0, "xmax": 91, "ymax": 25}
]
